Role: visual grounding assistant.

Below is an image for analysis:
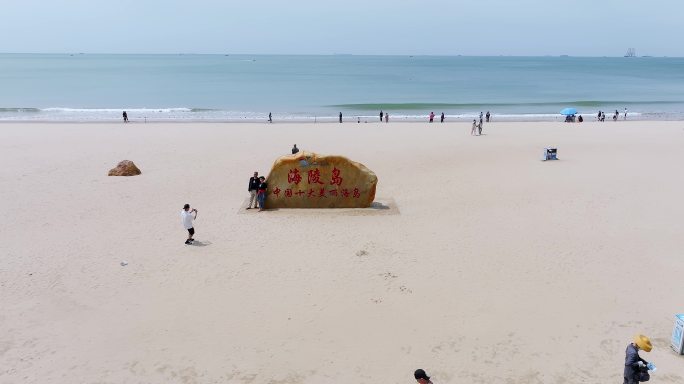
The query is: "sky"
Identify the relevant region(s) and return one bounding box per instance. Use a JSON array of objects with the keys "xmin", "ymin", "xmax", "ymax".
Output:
[{"xmin": 1, "ymin": 0, "xmax": 682, "ymax": 56}]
